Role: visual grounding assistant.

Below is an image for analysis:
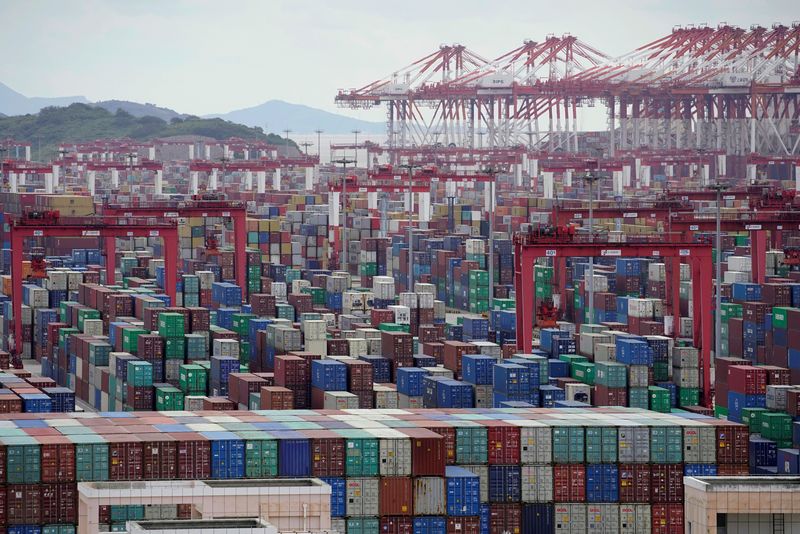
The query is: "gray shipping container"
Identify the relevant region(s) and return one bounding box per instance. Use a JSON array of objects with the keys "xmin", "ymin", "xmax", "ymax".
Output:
[
  {"xmin": 461, "ymin": 464, "xmax": 489, "ymax": 503},
  {"xmin": 397, "ymin": 393, "xmax": 423, "ymax": 409},
  {"xmin": 672, "ymin": 346, "xmax": 699, "ymax": 368},
  {"xmin": 143, "ymin": 505, "xmax": 178, "ymax": 520},
  {"xmin": 619, "ymin": 504, "xmax": 651, "ymax": 533},
  {"xmin": 521, "ymin": 464, "xmax": 553, "ymax": 503},
  {"xmin": 373, "ymin": 386, "xmax": 398, "ymax": 409},
  {"xmin": 346, "ymin": 477, "xmax": 380, "ymax": 517},
  {"xmin": 683, "ymin": 425, "xmax": 716, "ymax": 464},
  {"xmin": 672, "ymin": 367, "xmax": 700, "ymax": 389},
  {"xmin": 413, "ymin": 477, "xmax": 446, "ymax": 515},
  {"xmin": 586, "ymin": 504, "xmax": 620, "ymax": 533},
  {"xmin": 378, "ymin": 437, "xmax": 412, "ymax": 476},
  {"xmin": 628, "ymin": 365, "xmax": 649, "ymax": 388},
  {"xmin": 473, "ymin": 385, "xmax": 493, "ymax": 408},
  {"xmin": 766, "ymin": 385, "xmax": 794, "ymax": 411},
  {"xmin": 618, "ymin": 426, "xmax": 650, "ymax": 463},
  {"xmin": 330, "ymin": 518, "xmax": 346, "ymax": 534},
  {"xmin": 520, "ymin": 425, "xmax": 553, "ymax": 464},
  {"xmin": 555, "ymin": 503, "xmax": 588, "ymax": 533}
]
